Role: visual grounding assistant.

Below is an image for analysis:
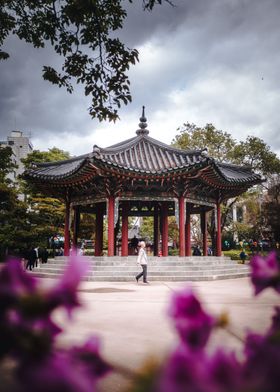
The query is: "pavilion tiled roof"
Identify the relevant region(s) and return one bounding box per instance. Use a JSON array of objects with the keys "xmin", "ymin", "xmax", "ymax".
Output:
[
  {"xmin": 94, "ymin": 134, "xmax": 208, "ymax": 173},
  {"xmin": 24, "ymin": 109, "xmax": 262, "ymax": 188}
]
